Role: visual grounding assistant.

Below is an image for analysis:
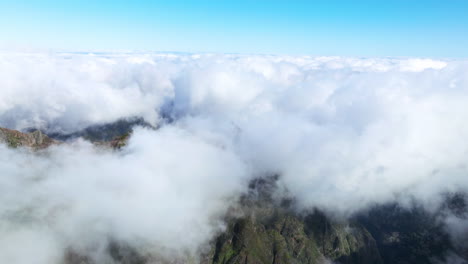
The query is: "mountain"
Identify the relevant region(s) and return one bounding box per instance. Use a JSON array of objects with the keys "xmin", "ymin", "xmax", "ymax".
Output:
[
  {"xmin": 201, "ymin": 177, "xmax": 467, "ymax": 264},
  {"xmin": 0, "ymin": 127, "xmax": 58, "ymax": 149},
  {"xmin": 202, "ymin": 177, "xmax": 383, "ymax": 264},
  {"xmin": 0, "ymin": 124, "xmax": 131, "ymax": 150},
  {"xmin": 44, "ymin": 117, "xmax": 149, "ymax": 142}
]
